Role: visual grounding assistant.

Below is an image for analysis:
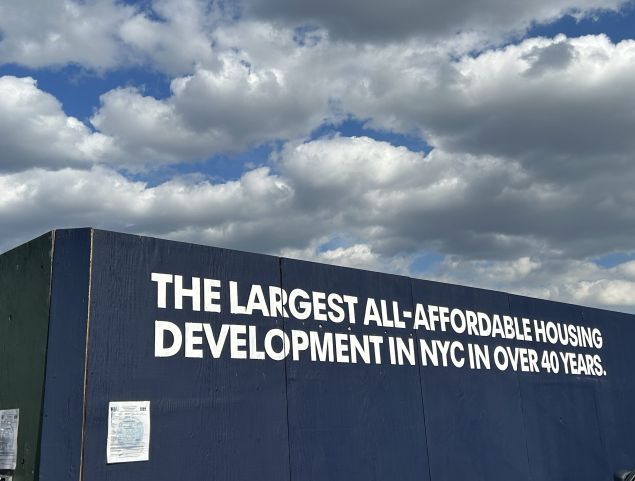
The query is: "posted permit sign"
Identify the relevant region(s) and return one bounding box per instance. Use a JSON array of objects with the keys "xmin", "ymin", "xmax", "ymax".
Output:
[
  {"xmin": 0, "ymin": 409, "xmax": 19, "ymax": 470},
  {"xmin": 106, "ymin": 401, "xmax": 151, "ymax": 464}
]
